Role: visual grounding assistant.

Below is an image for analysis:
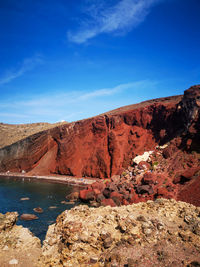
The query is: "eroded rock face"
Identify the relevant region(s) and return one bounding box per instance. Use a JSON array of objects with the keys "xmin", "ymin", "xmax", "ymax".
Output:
[
  {"xmin": 1, "ymin": 85, "xmax": 198, "ymax": 180},
  {"xmin": 1, "ymin": 85, "xmax": 200, "ymax": 208},
  {"xmin": 40, "ymin": 199, "xmax": 200, "ymax": 266},
  {"xmin": 0, "ymin": 93, "xmax": 183, "ymax": 178},
  {"xmin": 177, "ymin": 85, "xmax": 200, "ymax": 131},
  {"xmin": 1, "ymin": 200, "xmax": 200, "ymax": 266},
  {"xmin": 0, "ymin": 86, "xmax": 199, "ymax": 180},
  {"xmin": 0, "ymin": 212, "xmax": 41, "ymax": 267},
  {"xmin": 0, "ymin": 212, "xmax": 18, "ymax": 231},
  {"xmin": 0, "ymin": 212, "xmax": 41, "ymax": 249}
]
